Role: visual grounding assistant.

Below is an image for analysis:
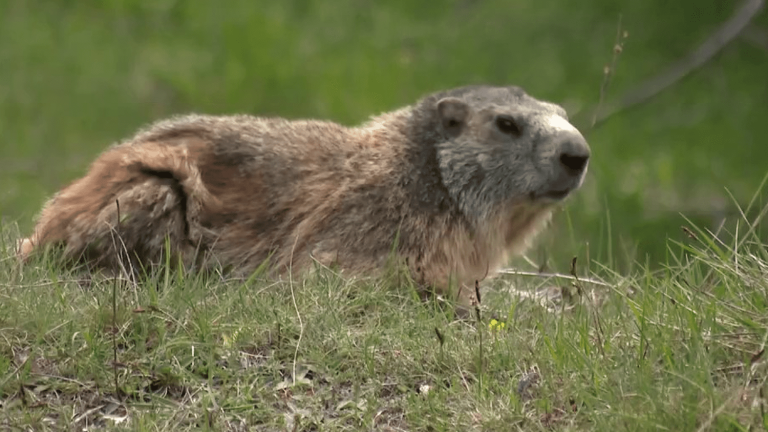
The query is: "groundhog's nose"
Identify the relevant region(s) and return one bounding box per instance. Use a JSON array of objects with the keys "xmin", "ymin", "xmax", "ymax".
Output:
[{"xmin": 556, "ymin": 131, "xmax": 590, "ymax": 177}]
